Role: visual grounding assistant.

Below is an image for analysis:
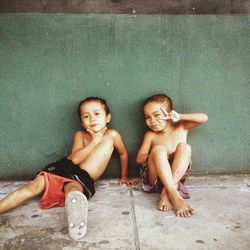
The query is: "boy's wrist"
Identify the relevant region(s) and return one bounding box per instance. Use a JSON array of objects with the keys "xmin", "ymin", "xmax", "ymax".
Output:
[
  {"xmin": 171, "ymin": 110, "xmax": 180, "ymax": 122},
  {"xmin": 120, "ymin": 174, "xmax": 128, "ymax": 179}
]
